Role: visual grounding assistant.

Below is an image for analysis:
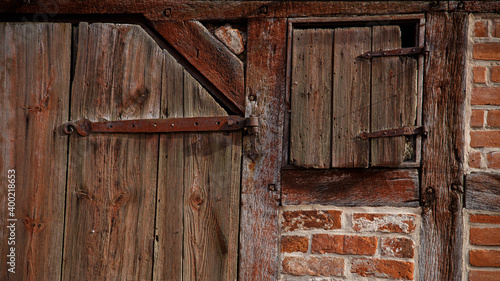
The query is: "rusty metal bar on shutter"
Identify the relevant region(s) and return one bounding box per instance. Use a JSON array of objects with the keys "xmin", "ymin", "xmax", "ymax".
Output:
[
  {"xmin": 359, "ymin": 46, "xmax": 429, "ymax": 59},
  {"xmin": 359, "ymin": 126, "xmax": 427, "ymax": 140},
  {"xmin": 62, "ymin": 116, "xmax": 259, "ymax": 136}
]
